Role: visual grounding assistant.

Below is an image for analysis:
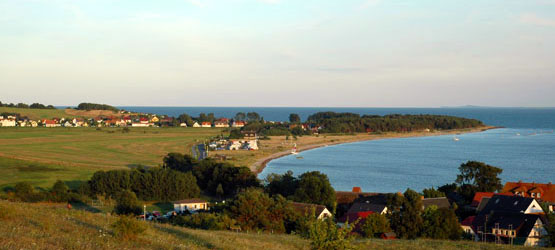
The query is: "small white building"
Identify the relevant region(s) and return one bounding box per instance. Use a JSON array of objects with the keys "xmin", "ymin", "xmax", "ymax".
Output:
[
  {"xmin": 173, "ymin": 199, "xmax": 208, "ymax": 213},
  {"xmin": 180, "ymin": 123, "xmax": 188, "ymax": 127},
  {"xmin": 201, "ymin": 122, "xmax": 212, "ymax": 128},
  {"xmin": 0, "ymin": 118, "xmax": 16, "ymax": 127},
  {"xmin": 192, "ymin": 122, "xmax": 201, "ymax": 128}
]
